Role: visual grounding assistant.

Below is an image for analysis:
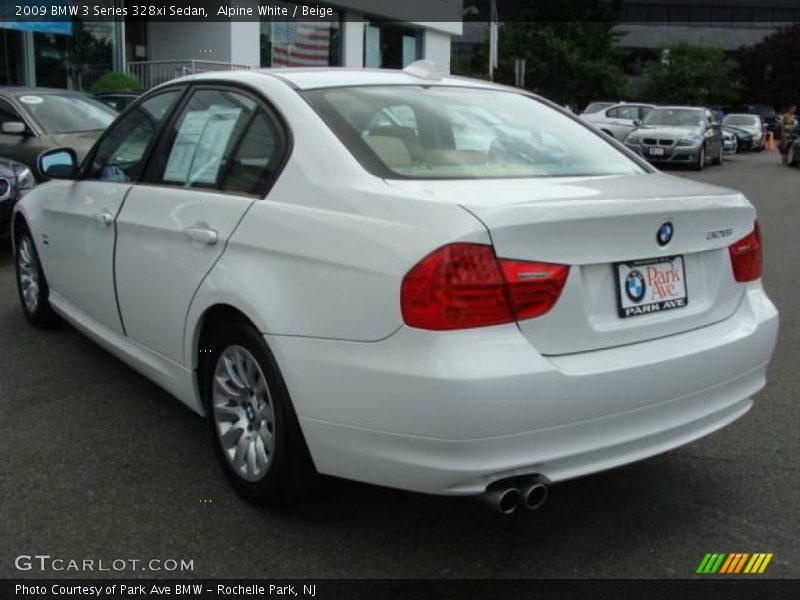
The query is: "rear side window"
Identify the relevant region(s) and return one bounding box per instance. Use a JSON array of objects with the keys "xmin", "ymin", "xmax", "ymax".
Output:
[
  {"xmin": 304, "ymin": 86, "xmax": 644, "ymax": 179},
  {"xmin": 156, "ymin": 88, "xmax": 284, "ymax": 196}
]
